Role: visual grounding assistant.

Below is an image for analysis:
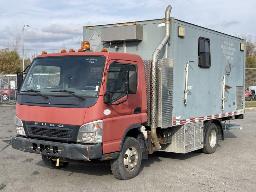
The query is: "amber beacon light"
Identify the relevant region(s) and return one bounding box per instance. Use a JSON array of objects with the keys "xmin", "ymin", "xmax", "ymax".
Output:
[{"xmin": 78, "ymin": 41, "xmax": 91, "ymax": 52}]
